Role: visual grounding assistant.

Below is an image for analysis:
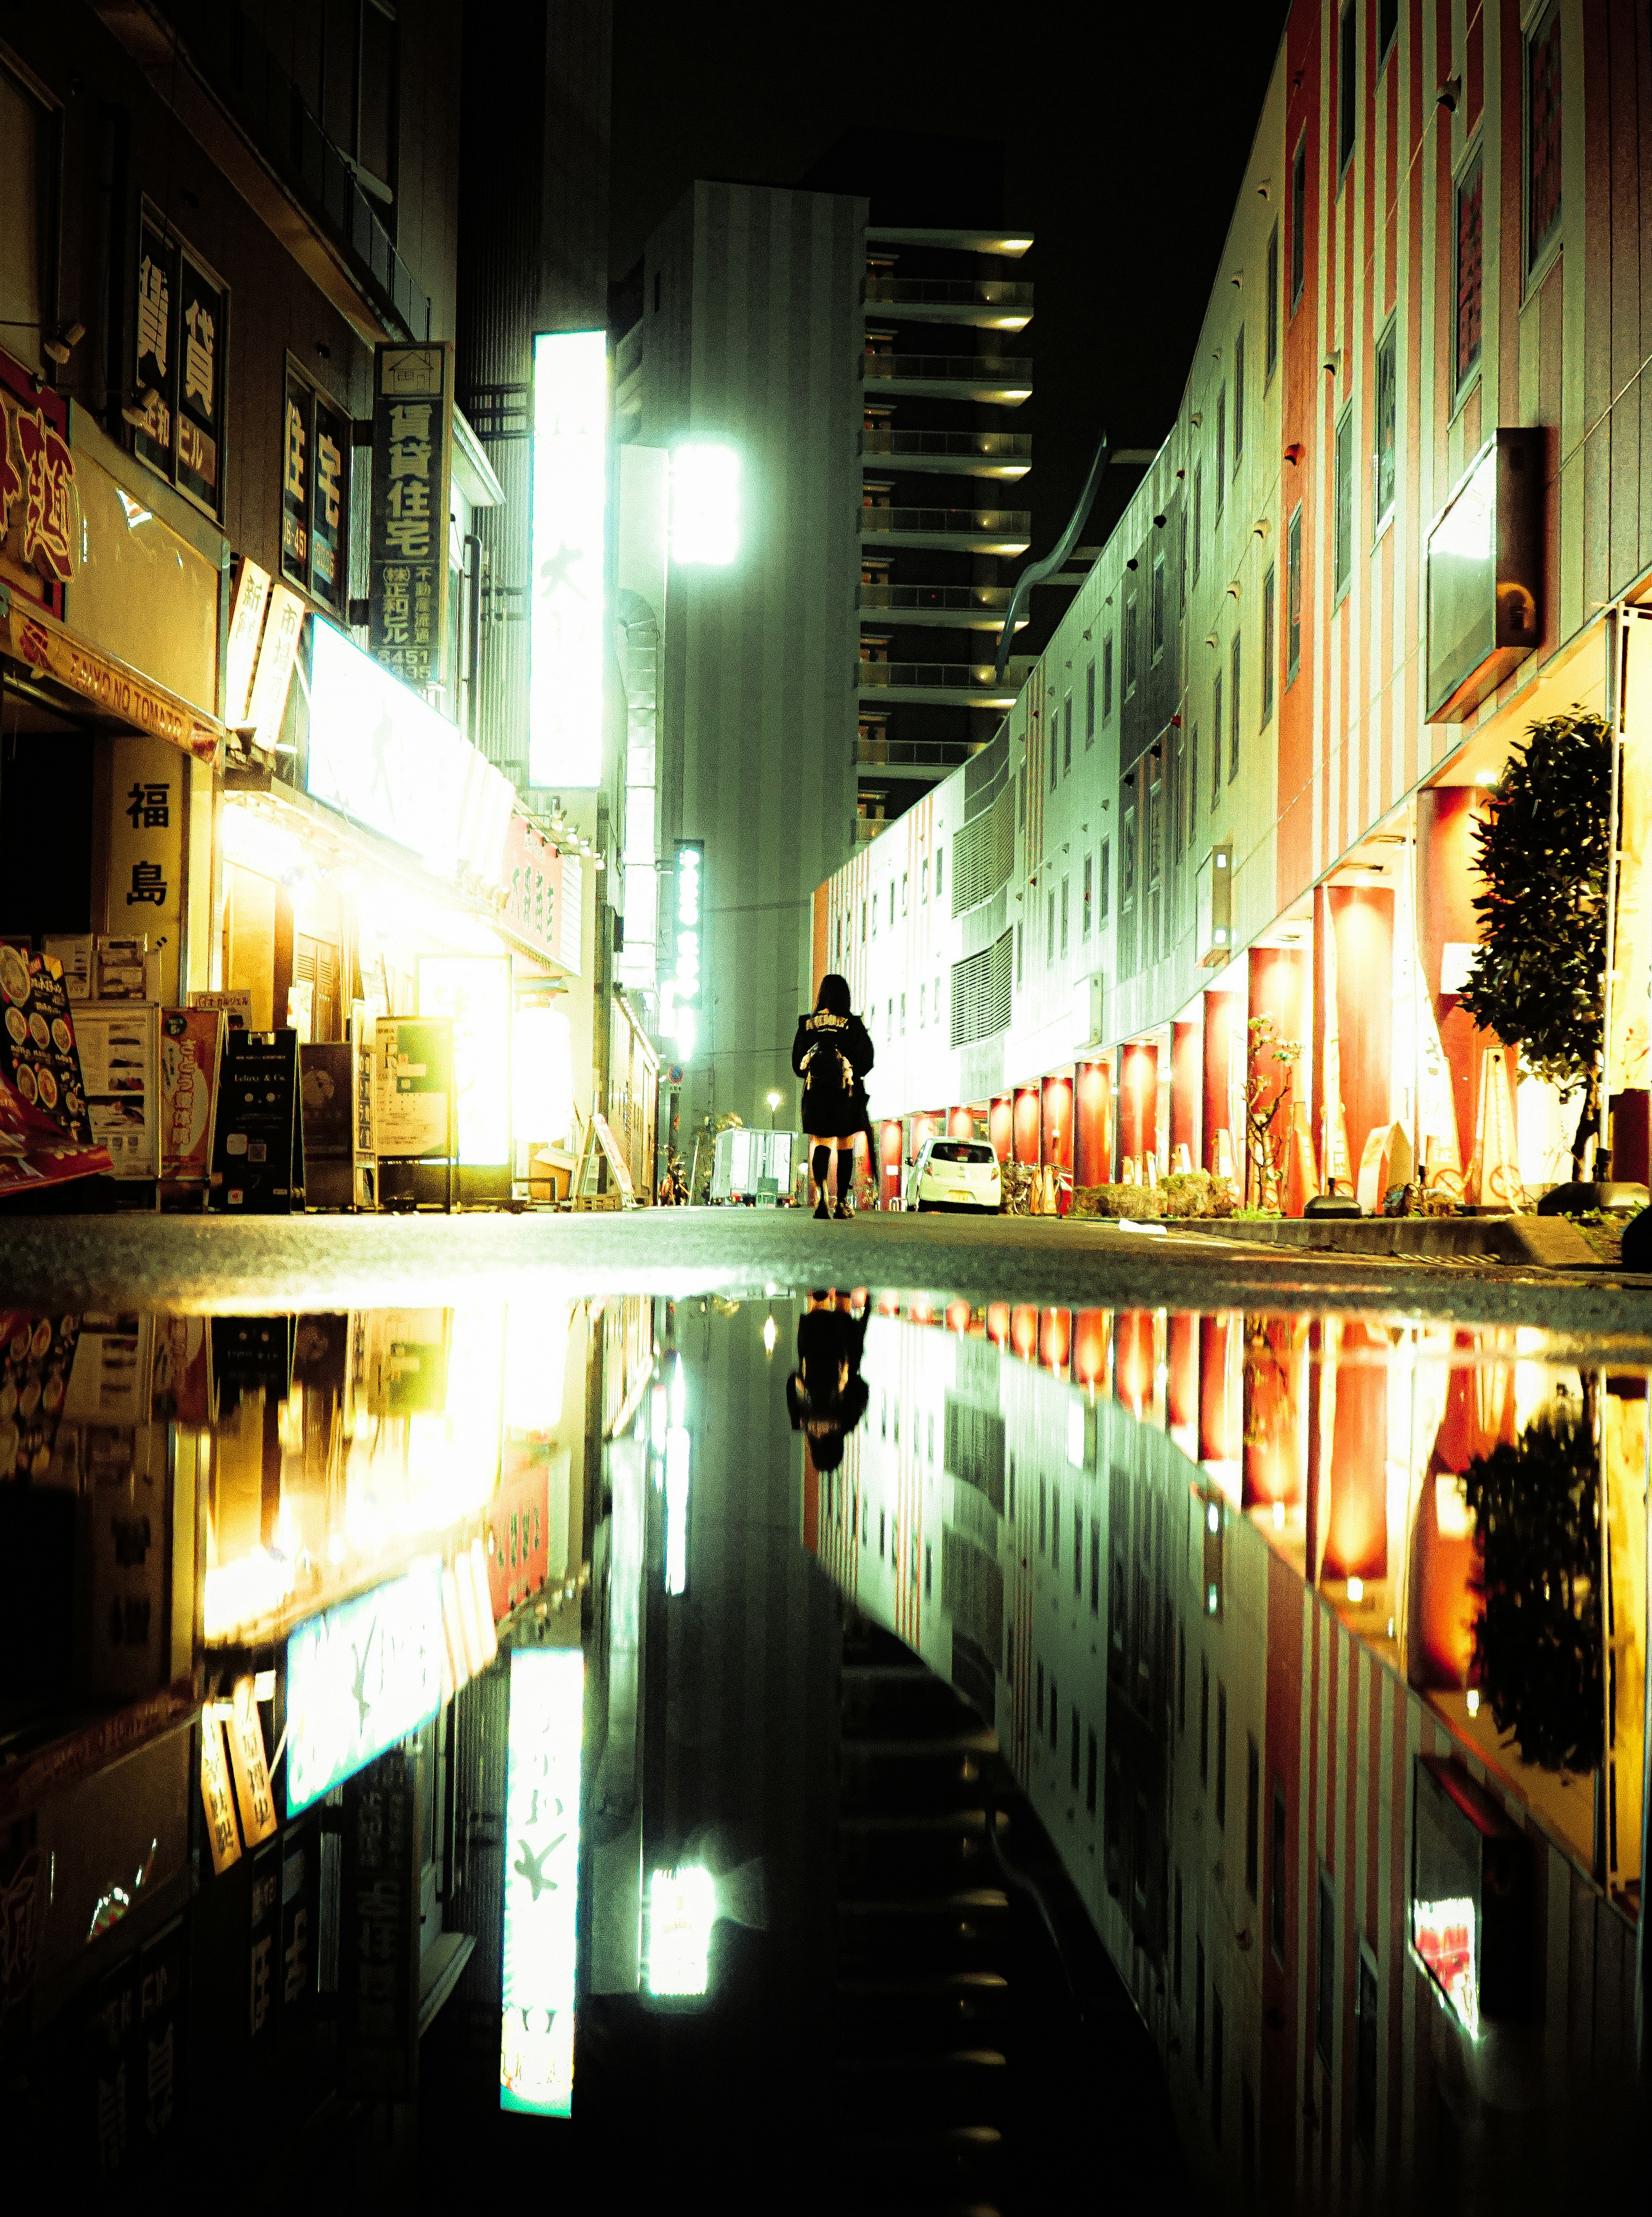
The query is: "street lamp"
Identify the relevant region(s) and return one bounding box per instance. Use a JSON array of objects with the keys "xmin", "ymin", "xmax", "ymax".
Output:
[{"xmin": 765, "ymin": 1088, "xmax": 782, "ymax": 1130}]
